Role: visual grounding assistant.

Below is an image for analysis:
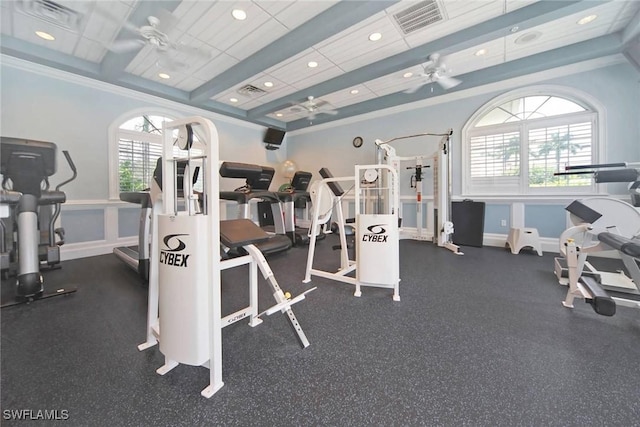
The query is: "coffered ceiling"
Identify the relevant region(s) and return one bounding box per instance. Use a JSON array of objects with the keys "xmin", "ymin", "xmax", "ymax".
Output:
[{"xmin": 1, "ymin": 0, "xmax": 639, "ymax": 130}]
